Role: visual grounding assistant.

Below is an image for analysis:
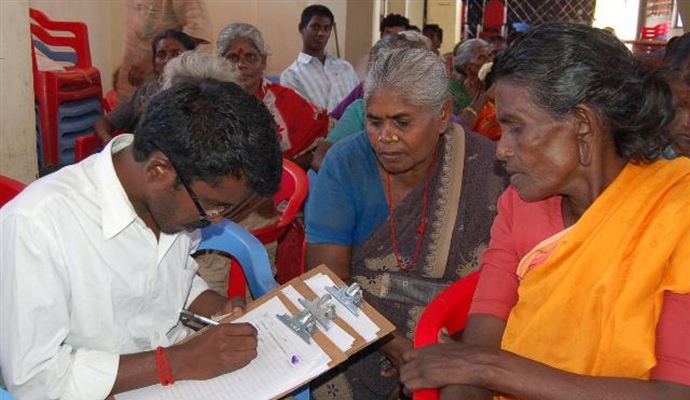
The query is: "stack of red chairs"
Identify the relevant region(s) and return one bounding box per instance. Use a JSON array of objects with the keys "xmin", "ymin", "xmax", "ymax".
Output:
[{"xmin": 30, "ymin": 8, "xmax": 103, "ymax": 167}]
